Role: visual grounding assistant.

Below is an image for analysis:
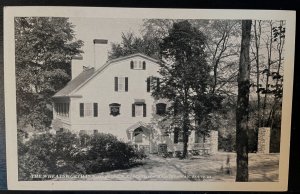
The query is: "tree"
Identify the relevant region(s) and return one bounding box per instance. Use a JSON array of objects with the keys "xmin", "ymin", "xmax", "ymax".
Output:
[
  {"xmin": 236, "ymin": 20, "xmax": 252, "ymax": 182},
  {"xmin": 152, "ymin": 20, "xmax": 211, "ymax": 158},
  {"xmin": 142, "ymin": 19, "xmax": 240, "ymax": 145},
  {"xmin": 143, "ymin": 19, "xmax": 241, "ymax": 98},
  {"xmin": 251, "ymin": 20, "xmax": 262, "ymax": 127},
  {"xmin": 109, "ymin": 32, "xmax": 161, "ymax": 60},
  {"xmin": 15, "ymin": 17, "xmax": 83, "ymax": 131},
  {"xmin": 250, "ymin": 20, "xmax": 285, "ymax": 152}
]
